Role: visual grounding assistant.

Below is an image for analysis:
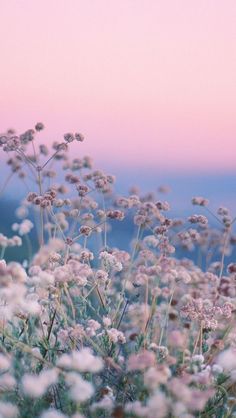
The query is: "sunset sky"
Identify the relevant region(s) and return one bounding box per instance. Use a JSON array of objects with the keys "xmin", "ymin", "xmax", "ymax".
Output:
[{"xmin": 1, "ymin": 0, "xmax": 236, "ymax": 172}]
